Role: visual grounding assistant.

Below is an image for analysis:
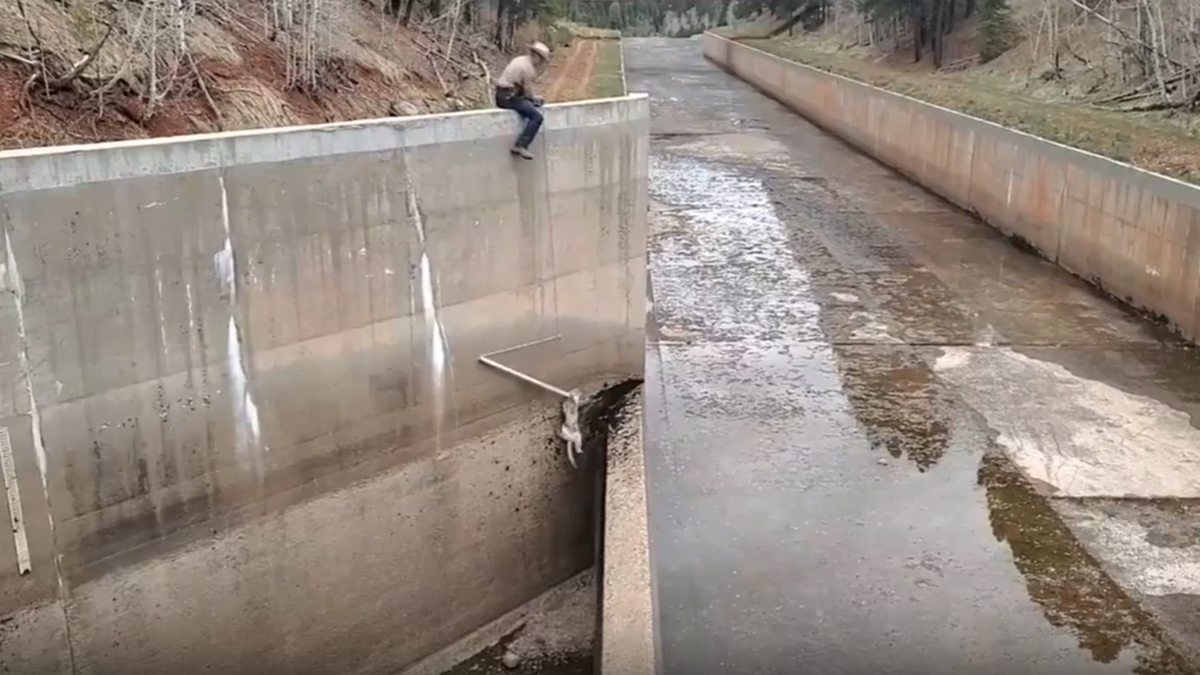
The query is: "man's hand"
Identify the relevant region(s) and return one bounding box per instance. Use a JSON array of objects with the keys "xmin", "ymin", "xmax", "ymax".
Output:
[{"xmin": 532, "ymin": 97, "xmax": 544, "ymax": 108}]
